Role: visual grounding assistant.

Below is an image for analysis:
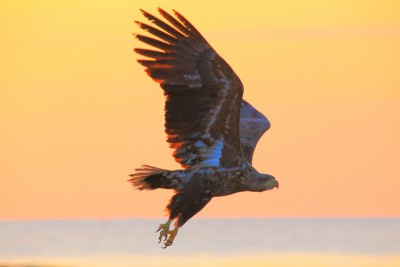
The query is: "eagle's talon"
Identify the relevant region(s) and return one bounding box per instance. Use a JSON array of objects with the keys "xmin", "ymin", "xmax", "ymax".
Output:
[
  {"xmin": 162, "ymin": 238, "xmax": 174, "ymax": 248},
  {"xmin": 156, "ymin": 219, "xmax": 172, "ymax": 244},
  {"xmin": 163, "ymin": 241, "xmax": 172, "ymax": 248},
  {"xmin": 161, "ymin": 227, "xmax": 179, "ymax": 248}
]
